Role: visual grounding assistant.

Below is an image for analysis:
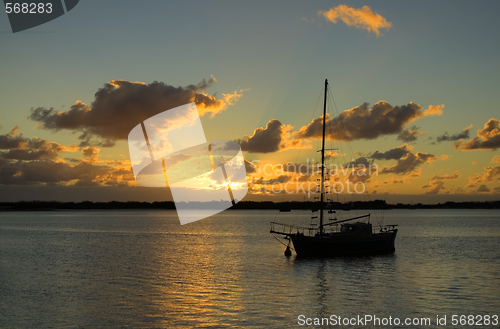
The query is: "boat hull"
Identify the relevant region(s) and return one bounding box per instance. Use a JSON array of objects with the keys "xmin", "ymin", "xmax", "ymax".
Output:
[{"xmin": 290, "ymin": 230, "xmax": 397, "ymax": 257}]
